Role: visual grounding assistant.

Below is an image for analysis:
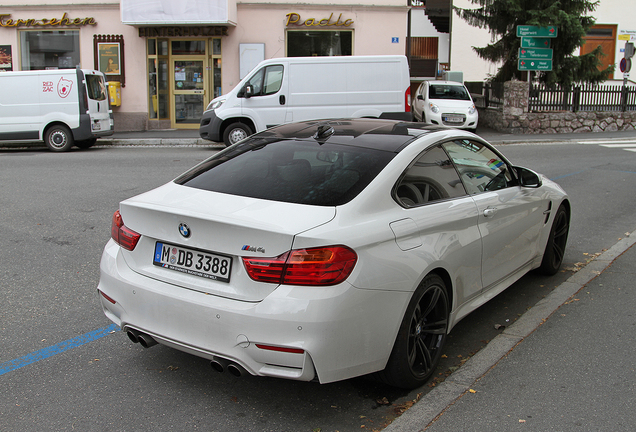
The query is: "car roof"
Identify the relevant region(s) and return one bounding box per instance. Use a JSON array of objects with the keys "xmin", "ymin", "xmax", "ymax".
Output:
[
  {"xmin": 427, "ymin": 80, "xmax": 466, "ymax": 86},
  {"xmin": 253, "ymin": 118, "xmax": 453, "ymax": 153}
]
